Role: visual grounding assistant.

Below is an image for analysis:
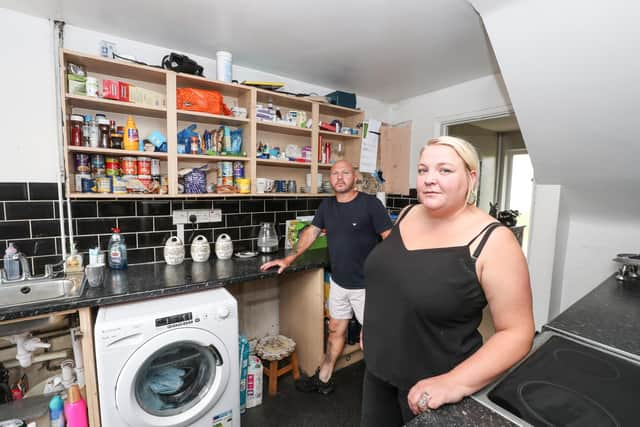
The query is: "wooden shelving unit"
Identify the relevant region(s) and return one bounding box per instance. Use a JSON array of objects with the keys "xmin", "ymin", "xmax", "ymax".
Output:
[{"xmin": 60, "ymin": 48, "xmax": 365, "ymax": 198}]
